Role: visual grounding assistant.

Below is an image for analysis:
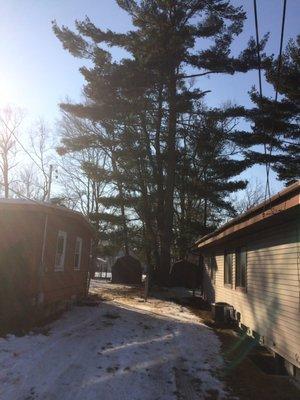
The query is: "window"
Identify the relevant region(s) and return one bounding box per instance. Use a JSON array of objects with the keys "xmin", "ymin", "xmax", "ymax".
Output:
[
  {"xmin": 74, "ymin": 237, "xmax": 83, "ymax": 270},
  {"xmin": 224, "ymin": 251, "xmax": 233, "ymax": 286},
  {"xmin": 235, "ymin": 247, "xmax": 247, "ymax": 288},
  {"xmin": 55, "ymin": 231, "xmax": 67, "ymax": 271},
  {"xmin": 207, "ymin": 255, "xmax": 217, "ymax": 285}
]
